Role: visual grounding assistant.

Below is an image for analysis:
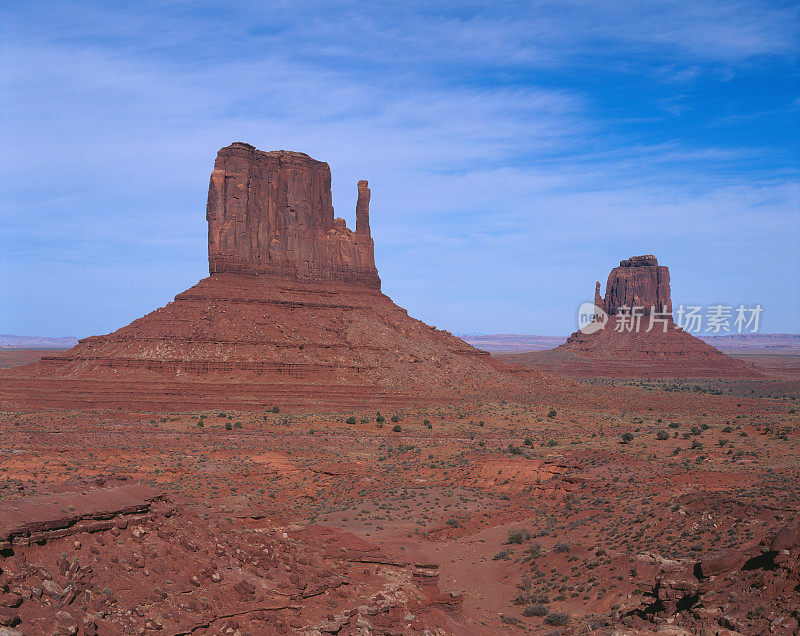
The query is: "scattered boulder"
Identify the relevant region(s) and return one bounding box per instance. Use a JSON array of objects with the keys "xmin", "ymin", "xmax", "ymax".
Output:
[
  {"xmin": 770, "ymin": 521, "xmax": 800, "ymax": 552},
  {"xmin": 697, "ymin": 548, "xmax": 751, "ymax": 577}
]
